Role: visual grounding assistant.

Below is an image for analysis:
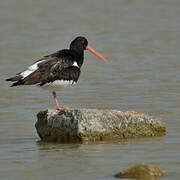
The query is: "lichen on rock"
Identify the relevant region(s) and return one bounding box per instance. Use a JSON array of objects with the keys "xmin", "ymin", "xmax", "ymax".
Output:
[{"xmin": 114, "ymin": 163, "xmax": 167, "ymax": 179}]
